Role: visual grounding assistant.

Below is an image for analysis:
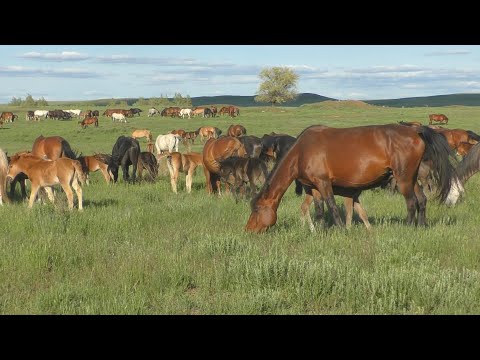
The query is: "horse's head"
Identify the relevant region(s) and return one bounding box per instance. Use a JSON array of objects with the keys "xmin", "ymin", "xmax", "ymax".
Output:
[
  {"xmin": 107, "ymin": 160, "xmax": 119, "ymax": 183},
  {"xmin": 245, "ymin": 196, "xmax": 277, "ymax": 233}
]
